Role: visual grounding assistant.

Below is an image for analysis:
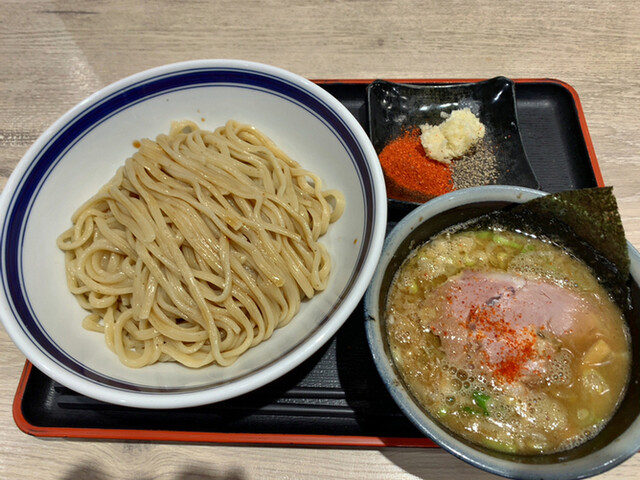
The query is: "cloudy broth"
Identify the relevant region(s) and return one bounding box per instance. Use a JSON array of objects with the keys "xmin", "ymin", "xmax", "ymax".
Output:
[{"xmin": 386, "ymin": 229, "xmax": 631, "ymax": 454}]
